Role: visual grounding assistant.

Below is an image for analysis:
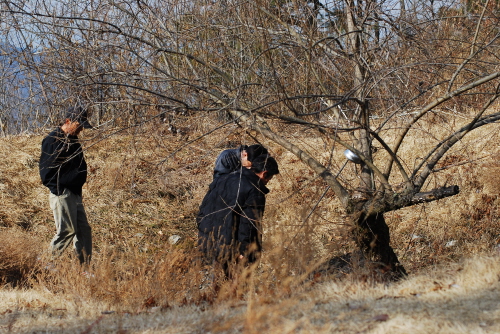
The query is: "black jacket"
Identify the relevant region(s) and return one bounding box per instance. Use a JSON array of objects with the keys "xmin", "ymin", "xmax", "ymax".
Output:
[
  {"xmin": 197, "ymin": 168, "xmax": 269, "ymax": 262},
  {"xmin": 39, "ymin": 127, "xmax": 87, "ymax": 196}
]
